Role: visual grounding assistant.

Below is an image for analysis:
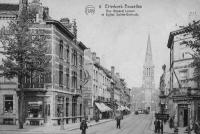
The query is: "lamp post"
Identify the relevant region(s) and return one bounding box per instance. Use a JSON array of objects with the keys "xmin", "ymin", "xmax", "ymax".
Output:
[{"xmin": 159, "ymin": 94, "xmax": 167, "ymax": 134}]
